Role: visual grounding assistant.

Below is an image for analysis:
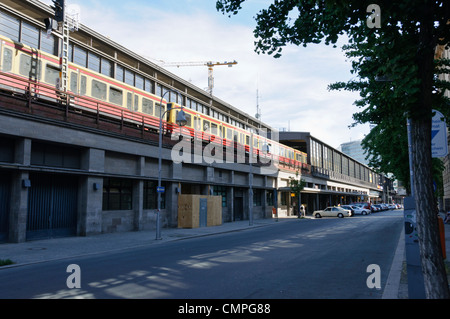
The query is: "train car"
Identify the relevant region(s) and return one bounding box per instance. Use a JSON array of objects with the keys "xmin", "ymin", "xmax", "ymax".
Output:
[
  {"xmin": 0, "ymin": 33, "xmax": 166, "ymax": 131},
  {"xmin": 0, "ymin": 33, "xmax": 308, "ymax": 170}
]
